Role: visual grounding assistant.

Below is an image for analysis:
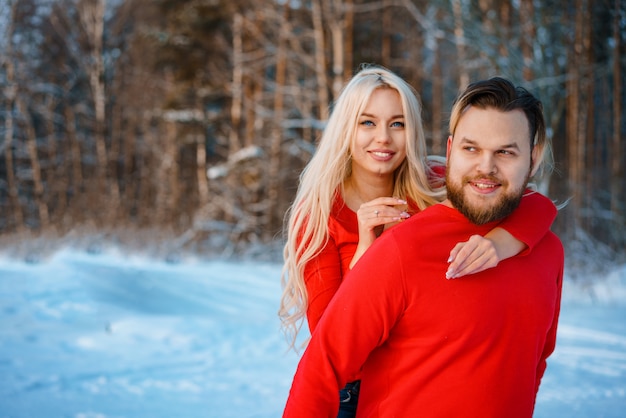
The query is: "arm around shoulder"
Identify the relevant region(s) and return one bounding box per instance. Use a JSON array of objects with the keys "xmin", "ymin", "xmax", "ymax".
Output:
[
  {"xmin": 497, "ymin": 190, "xmax": 557, "ymax": 255},
  {"xmin": 447, "ymin": 191, "xmax": 557, "ymax": 278}
]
